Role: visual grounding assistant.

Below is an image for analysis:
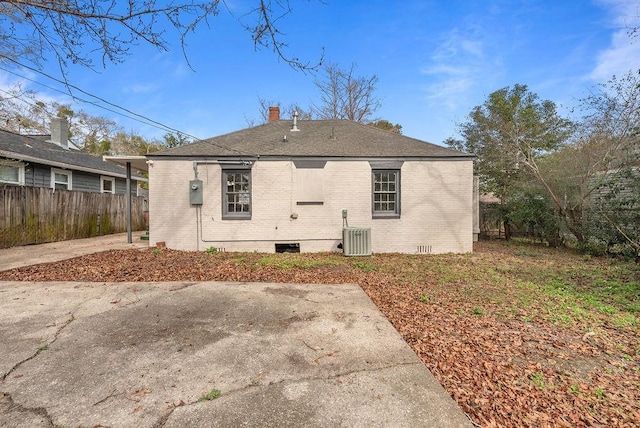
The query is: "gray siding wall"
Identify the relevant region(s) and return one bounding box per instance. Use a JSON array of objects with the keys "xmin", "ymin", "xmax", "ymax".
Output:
[
  {"xmin": 115, "ymin": 178, "xmax": 140, "ymax": 195},
  {"xmin": 18, "ymin": 160, "xmax": 140, "ymax": 195},
  {"xmin": 72, "ymin": 170, "xmax": 101, "ymax": 192}
]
